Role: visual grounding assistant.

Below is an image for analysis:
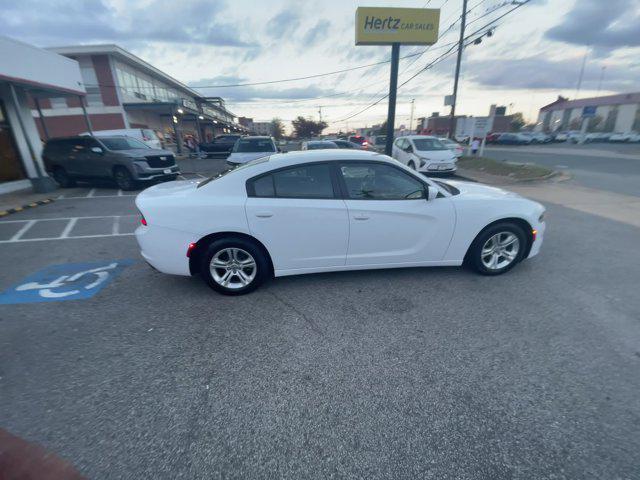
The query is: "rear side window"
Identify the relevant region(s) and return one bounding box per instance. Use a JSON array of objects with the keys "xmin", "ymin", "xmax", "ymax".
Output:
[{"xmin": 248, "ymin": 163, "xmax": 335, "ymax": 199}]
